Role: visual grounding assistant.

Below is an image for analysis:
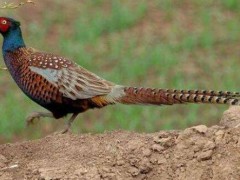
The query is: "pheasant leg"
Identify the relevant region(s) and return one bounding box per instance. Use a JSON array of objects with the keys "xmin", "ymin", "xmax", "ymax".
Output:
[{"xmin": 61, "ymin": 113, "xmax": 79, "ymax": 134}]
